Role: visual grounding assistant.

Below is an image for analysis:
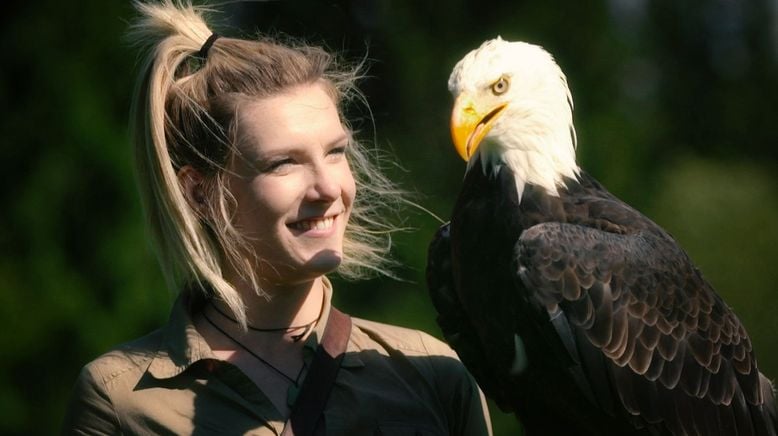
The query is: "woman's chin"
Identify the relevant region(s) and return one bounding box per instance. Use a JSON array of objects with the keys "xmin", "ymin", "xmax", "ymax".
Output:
[{"xmin": 303, "ymin": 249, "xmax": 343, "ymax": 275}]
